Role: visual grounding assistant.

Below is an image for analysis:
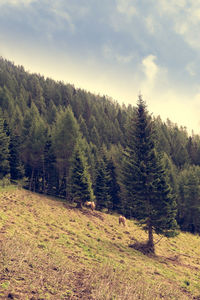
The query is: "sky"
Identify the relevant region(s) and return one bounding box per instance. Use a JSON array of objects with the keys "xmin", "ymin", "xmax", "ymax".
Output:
[{"xmin": 0, "ymin": 0, "xmax": 200, "ymax": 134}]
